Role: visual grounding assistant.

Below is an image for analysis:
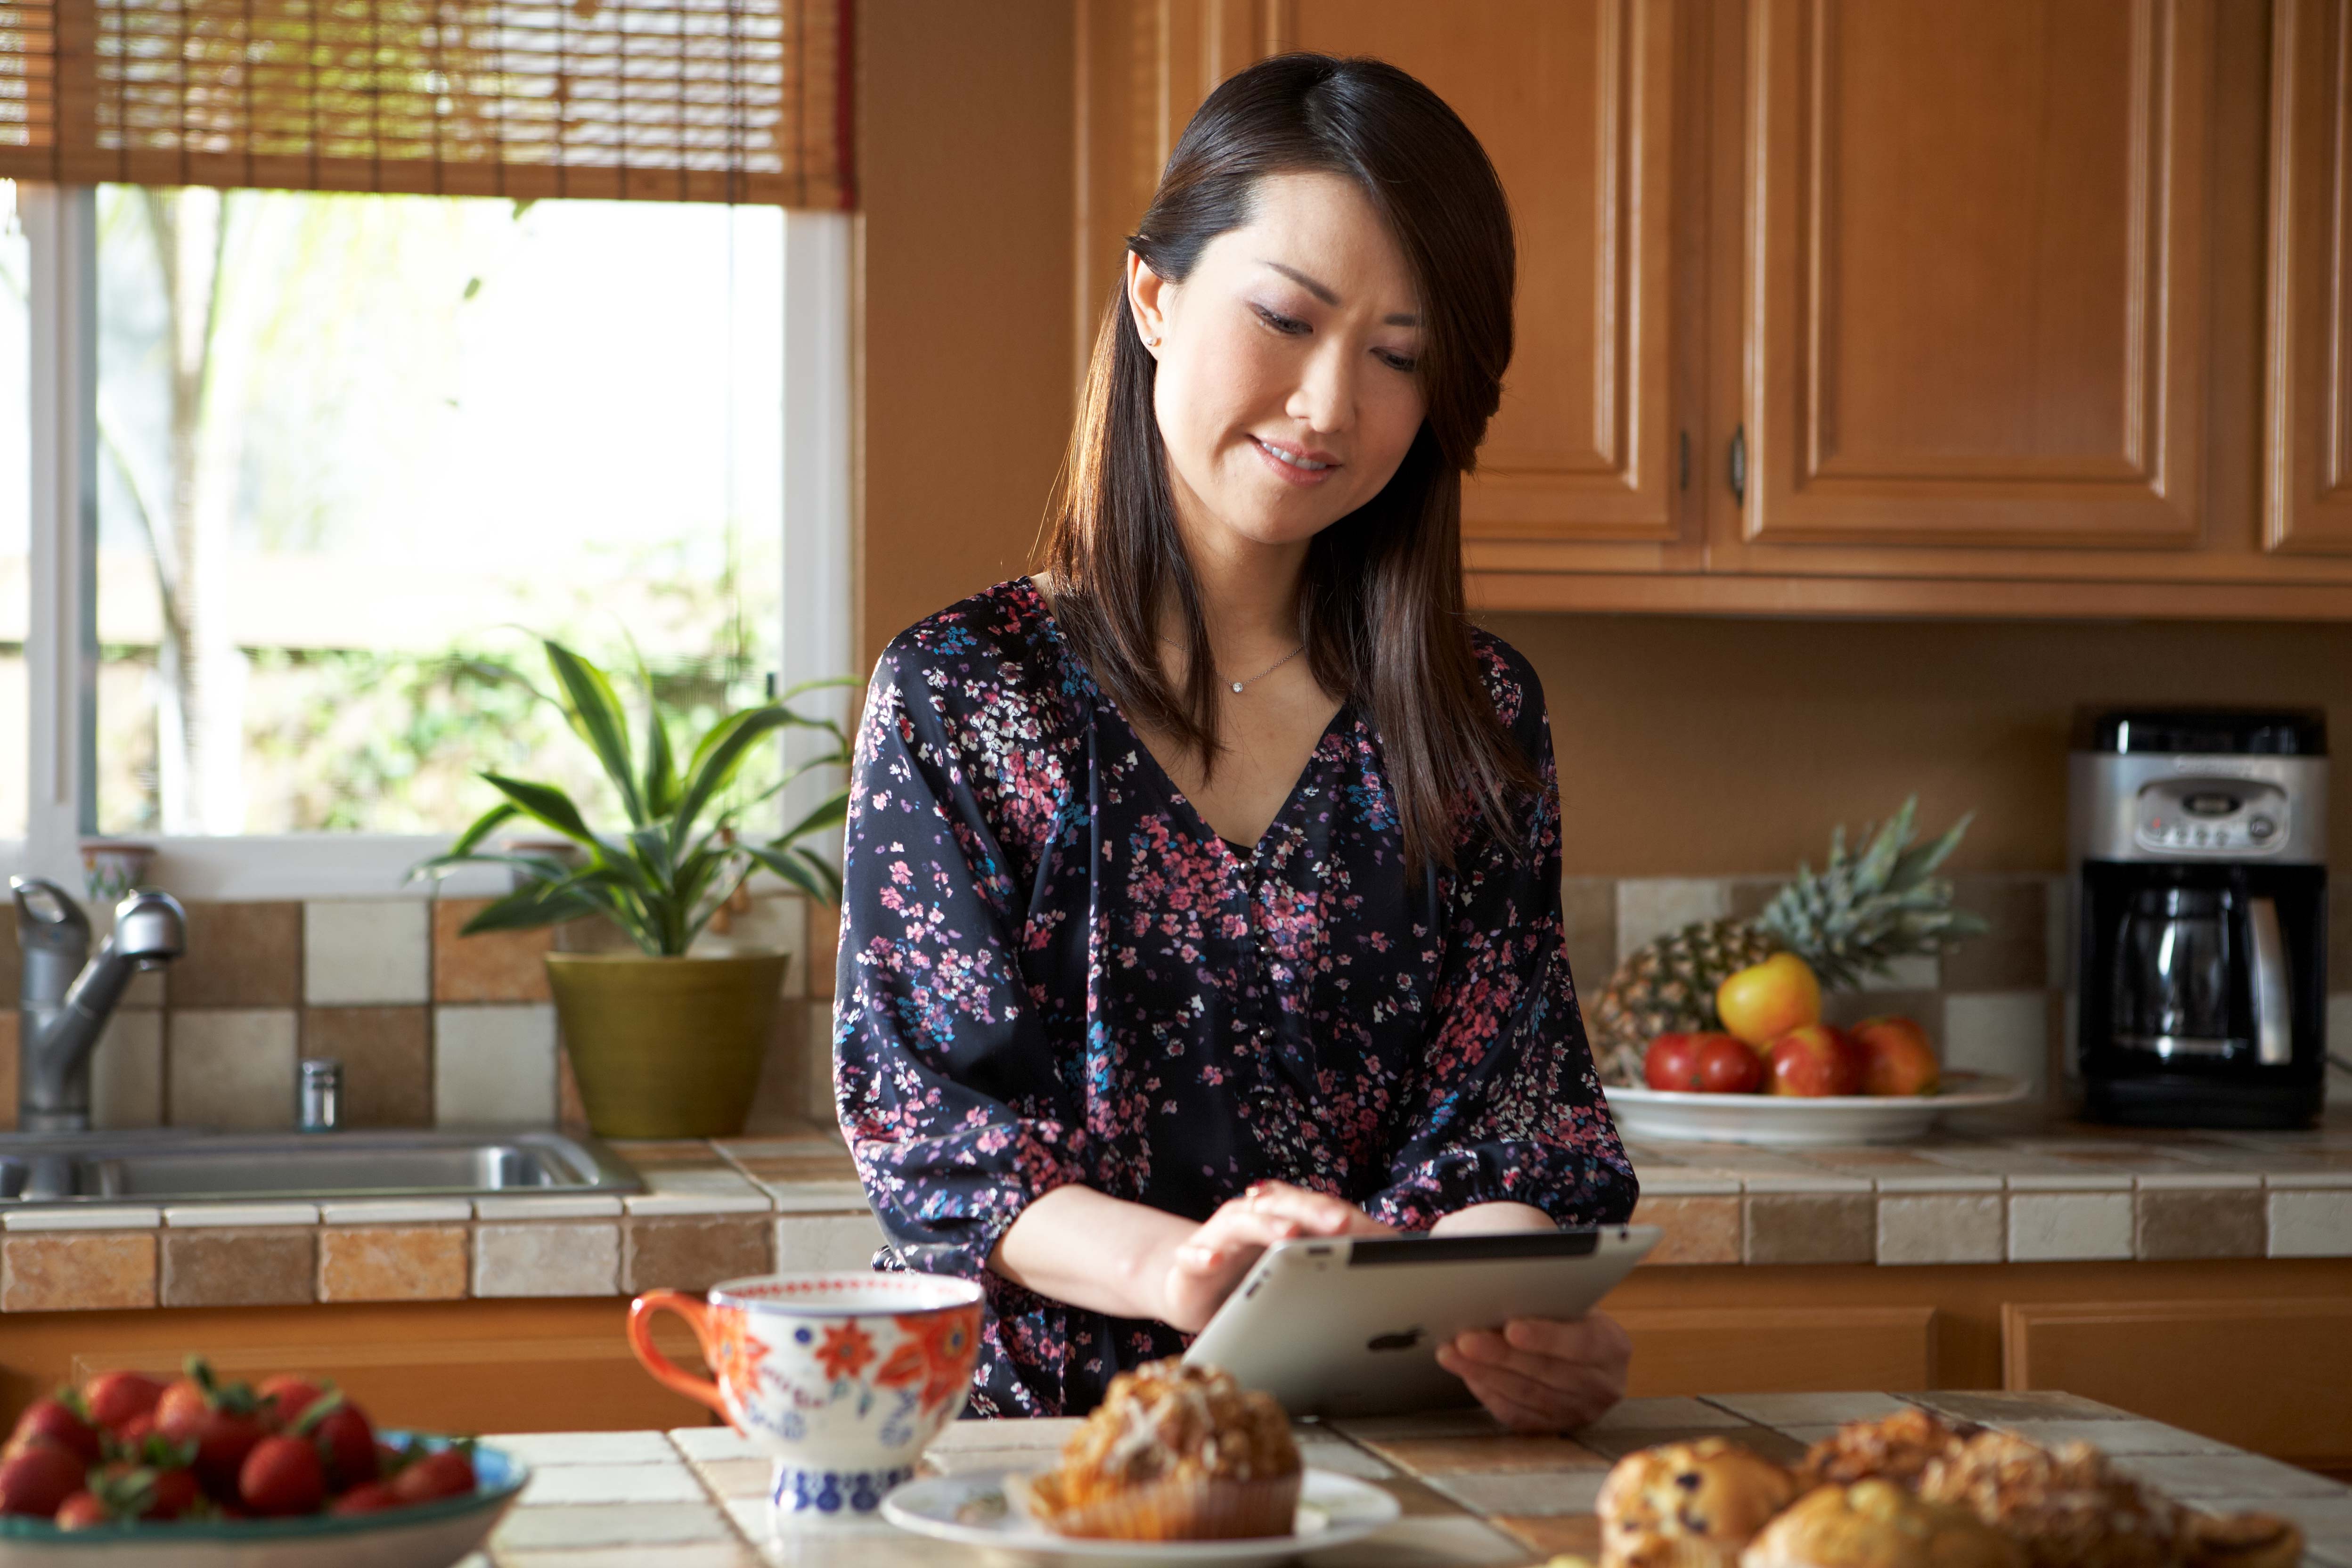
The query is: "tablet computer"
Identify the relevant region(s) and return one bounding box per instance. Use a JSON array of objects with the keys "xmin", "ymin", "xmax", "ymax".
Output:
[{"xmin": 1181, "ymin": 1225, "xmax": 1659, "ymax": 1419}]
